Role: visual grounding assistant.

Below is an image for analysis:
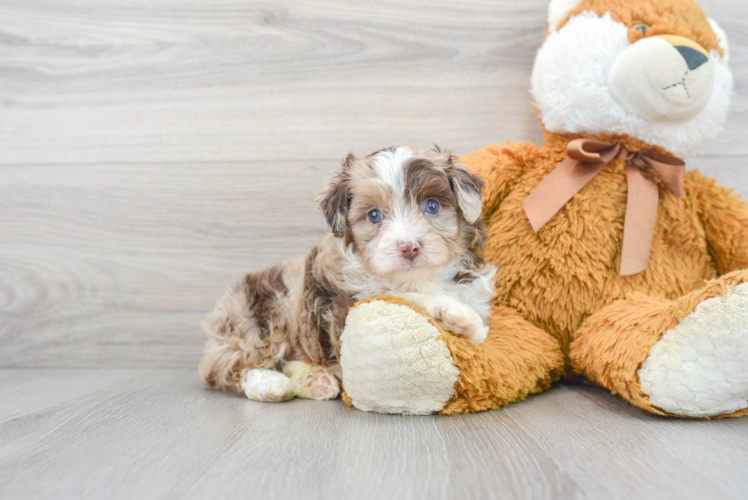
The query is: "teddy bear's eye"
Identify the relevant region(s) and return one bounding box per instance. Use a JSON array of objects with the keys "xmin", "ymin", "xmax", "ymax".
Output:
[{"xmin": 633, "ymin": 23, "xmax": 649, "ymax": 35}]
